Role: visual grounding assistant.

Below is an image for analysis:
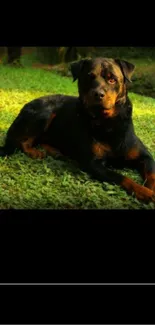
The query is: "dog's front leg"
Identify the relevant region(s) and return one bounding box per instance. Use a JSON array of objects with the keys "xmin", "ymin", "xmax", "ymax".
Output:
[{"xmin": 89, "ymin": 158, "xmax": 155, "ymax": 203}]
